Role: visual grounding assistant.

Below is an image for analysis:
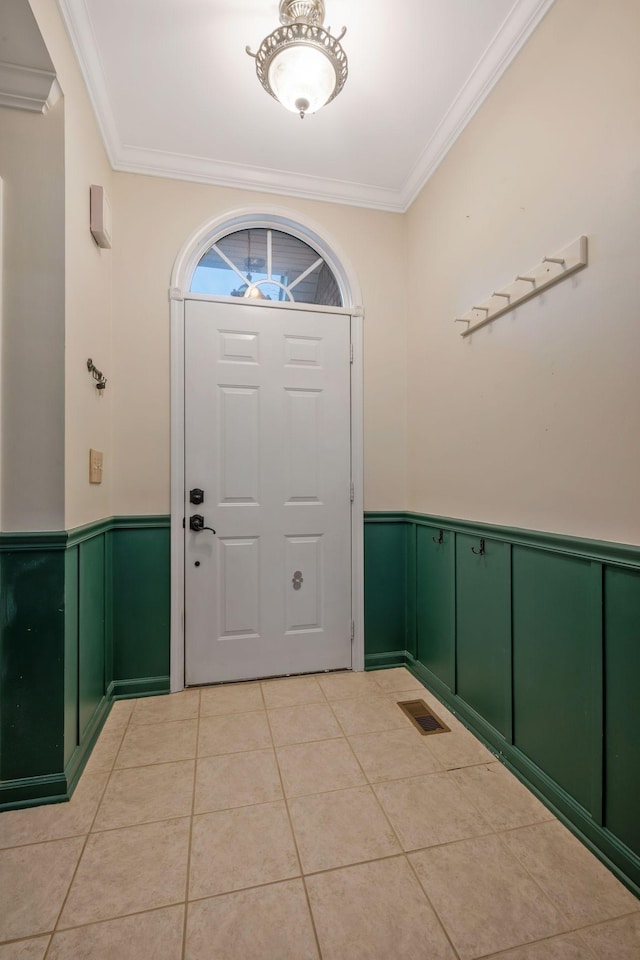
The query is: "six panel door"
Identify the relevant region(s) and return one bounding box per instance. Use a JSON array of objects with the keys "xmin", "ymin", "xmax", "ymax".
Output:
[{"xmin": 184, "ymin": 299, "xmax": 352, "ymax": 684}]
